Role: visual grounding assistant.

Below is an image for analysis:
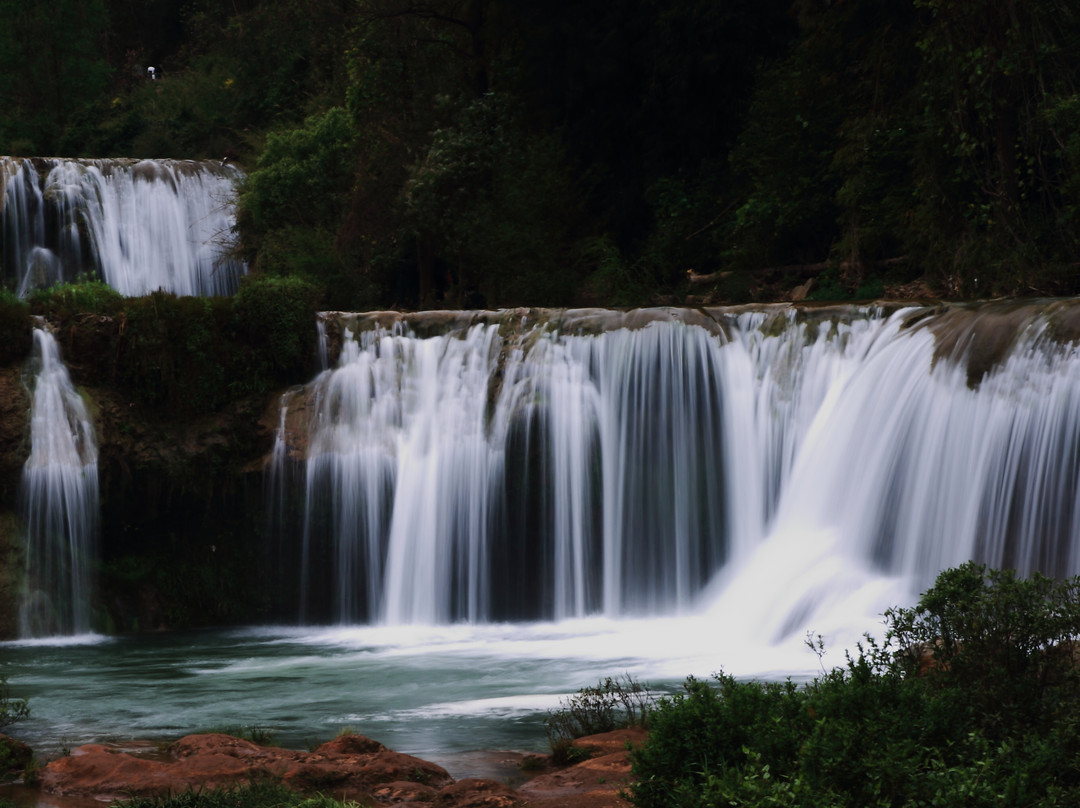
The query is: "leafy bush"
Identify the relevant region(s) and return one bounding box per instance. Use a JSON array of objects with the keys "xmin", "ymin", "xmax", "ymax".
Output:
[
  {"xmin": 96, "ymin": 280, "xmax": 319, "ymax": 414},
  {"xmin": 27, "ymin": 278, "xmax": 123, "ymax": 318},
  {"xmin": 241, "ymin": 107, "xmax": 356, "ymax": 236},
  {"xmin": 630, "ymin": 674, "xmax": 813, "ymax": 807},
  {"xmin": 0, "ymin": 677, "xmax": 30, "ymax": 782},
  {"xmin": 232, "ymin": 274, "xmax": 321, "ymax": 386},
  {"xmin": 115, "ymin": 292, "xmax": 233, "ymax": 413},
  {"xmin": 885, "ymin": 563, "xmax": 1080, "ymax": 739},
  {"xmin": 631, "ymin": 564, "xmax": 1080, "ymax": 808},
  {"xmin": 544, "ymin": 675, "xmax": 653, "ymax": 764}
]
